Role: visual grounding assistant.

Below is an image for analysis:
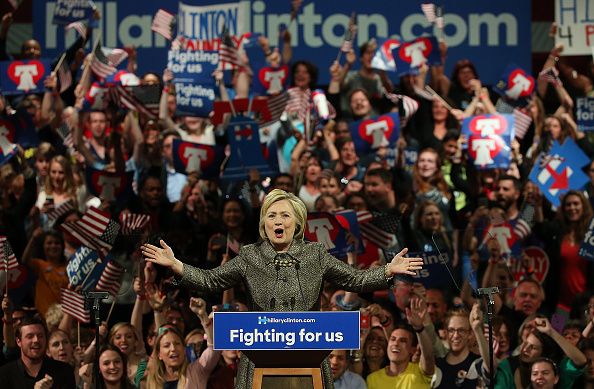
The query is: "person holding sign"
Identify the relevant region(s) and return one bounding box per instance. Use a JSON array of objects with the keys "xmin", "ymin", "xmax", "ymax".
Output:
[{"xmin": 142, "ymin": 189, "xmax": 424, "ymax": 389}]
